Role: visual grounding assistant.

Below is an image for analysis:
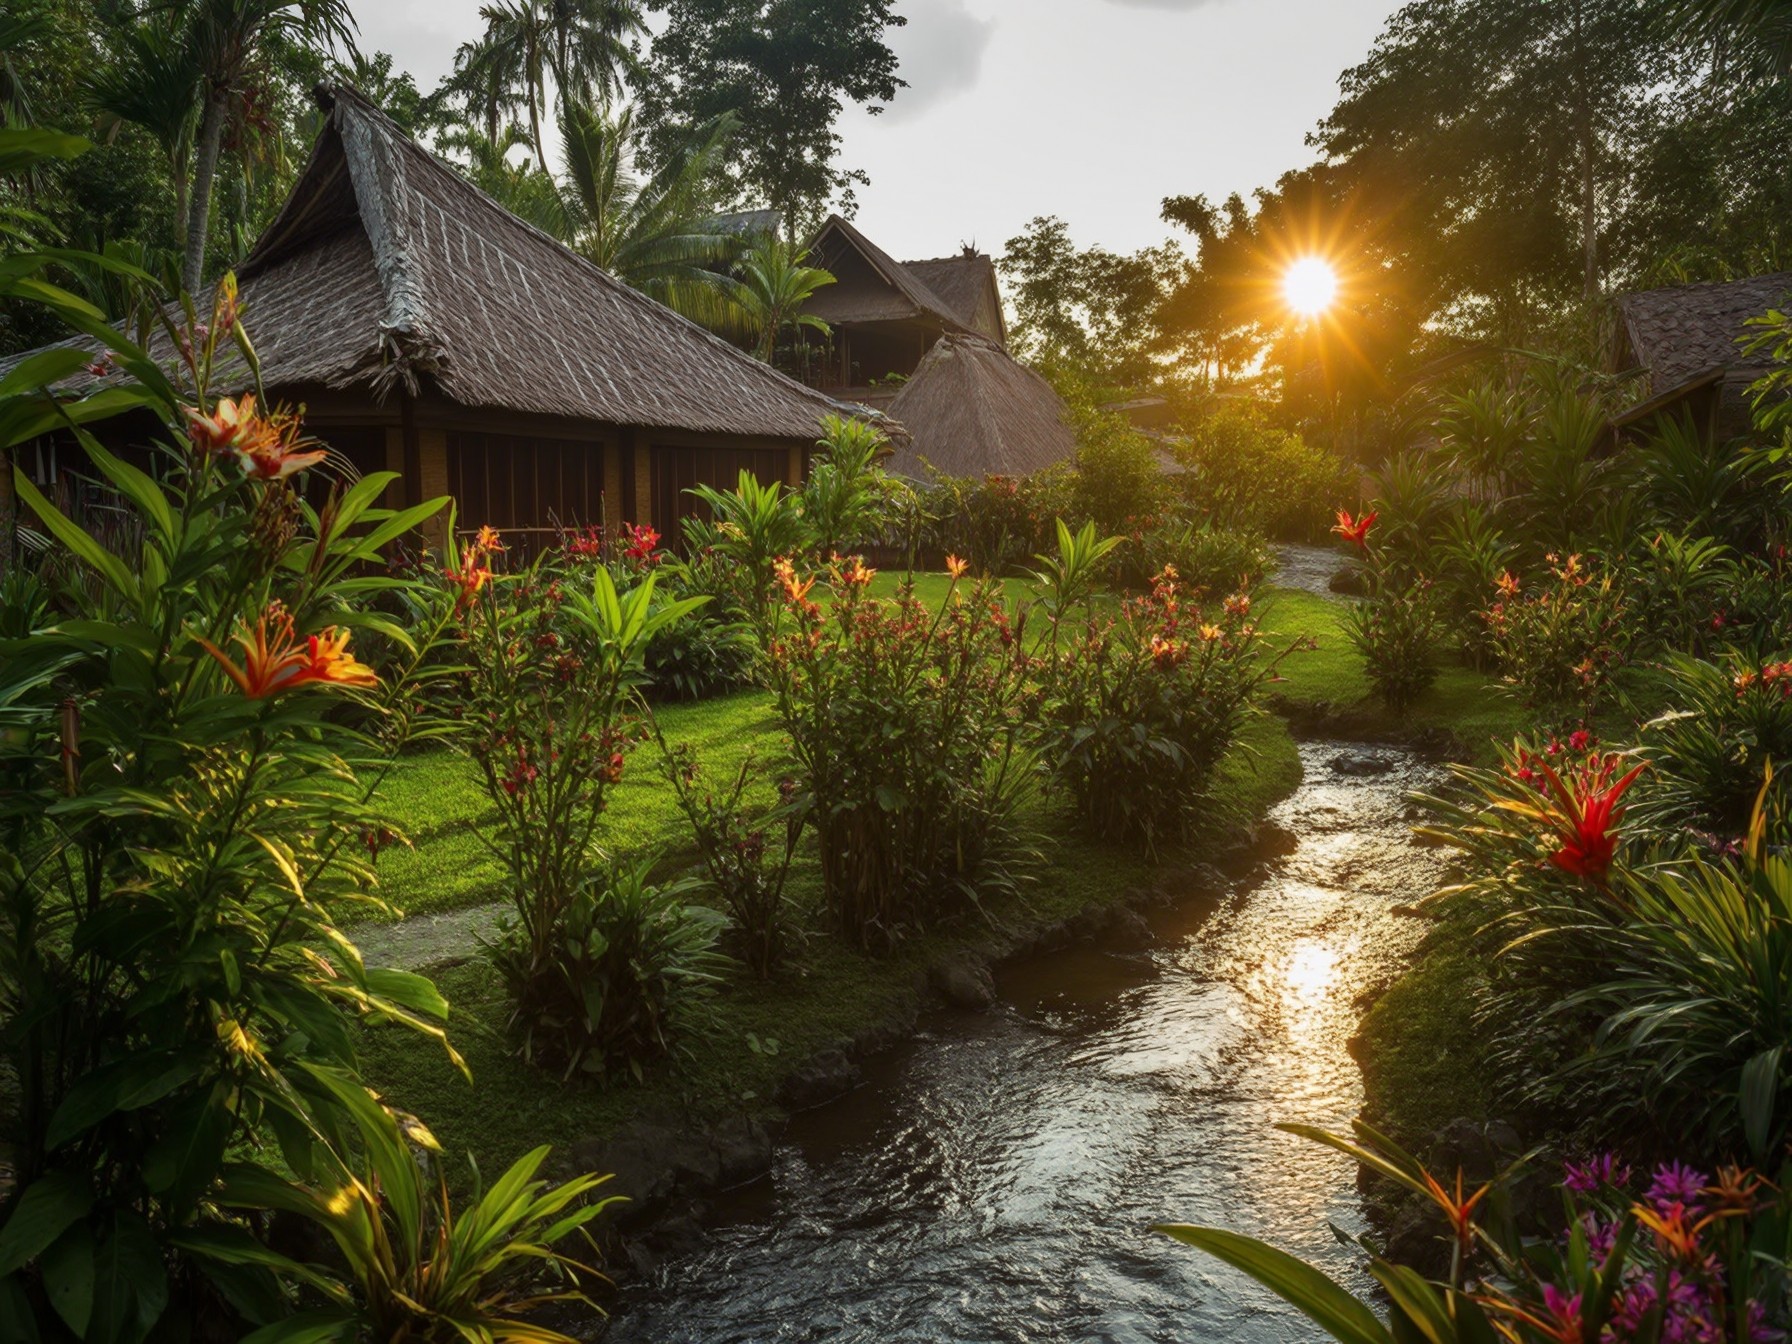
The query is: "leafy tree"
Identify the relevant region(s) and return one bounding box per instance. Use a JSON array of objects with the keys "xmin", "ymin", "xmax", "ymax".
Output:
[
  {"xmin": 636, "ymin": 0, "xmax": 905, "ymax": 231},
  {"xmin": 998, "ymin": 214, "xmax": 1185, "ymax": 391}
]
